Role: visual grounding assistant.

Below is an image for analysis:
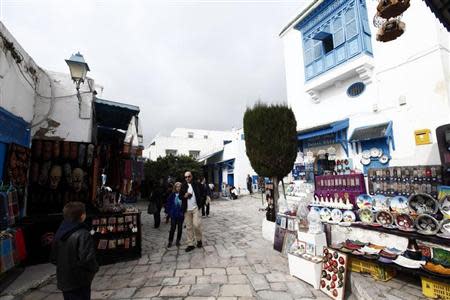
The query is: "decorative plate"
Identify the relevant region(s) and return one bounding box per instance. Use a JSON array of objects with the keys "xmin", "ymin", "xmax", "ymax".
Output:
[
  {"xmin": 408, "ymin": 193, "xmax": 439, "ymax": 215},
  {"xmin": 356, "ymin": 194, "xmax": 374, "ymax": 209},
  {"xmin": 358, "ymin": 208, "xmax": 374, "ymax": 224},
  {"xmin": 361, "ymin": 150, "xmax": 371, "ymax": 159},
  {"xmin": 395, "ymin": 214, "xmax": 415, "ymax": 231},
  {"xmin": 375, "ymin": 210, "xmax": 394, "ymax": 226},
  {"xmin": 360, "ymin": 157, "xmax": 371, "ymax": 166},
  {"xmin": 390, "ymin": 196, "xmax": 409, "ymax": 214},
  {"xmin": 342, "ymin": 210, "xmax": 356, "ymax": 223},
  {"xmin": 415, "ymin": 214, "xmax": 440, "ymax": 235},
  {"xmin": 393, "ymin": 255, "xmax": 425, "ymax": 269},
  {"xmin": 320, "ymin": 207, "xmax": 332, "ymax": 222},
  {"xmin": 370, "ymin": 147, "xmax": 382, "ymax": 158},
  {"xmin": 439, "ymin": 196, "xmax": 450, "ymax": 219},
  {"xmin": 379, "ymin": 155, "xmax": 390, "ymax": 164},
  {"xmin": 373, "ymin": 195, "xmax": 390, "ymax": 211},
  {"xmin": 441, "ymin": 219, "xmax": 450, "ymax": 235},
  {"xmin": 331, "ymin": 209, "xmax": 343, "ymax": 223}
]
